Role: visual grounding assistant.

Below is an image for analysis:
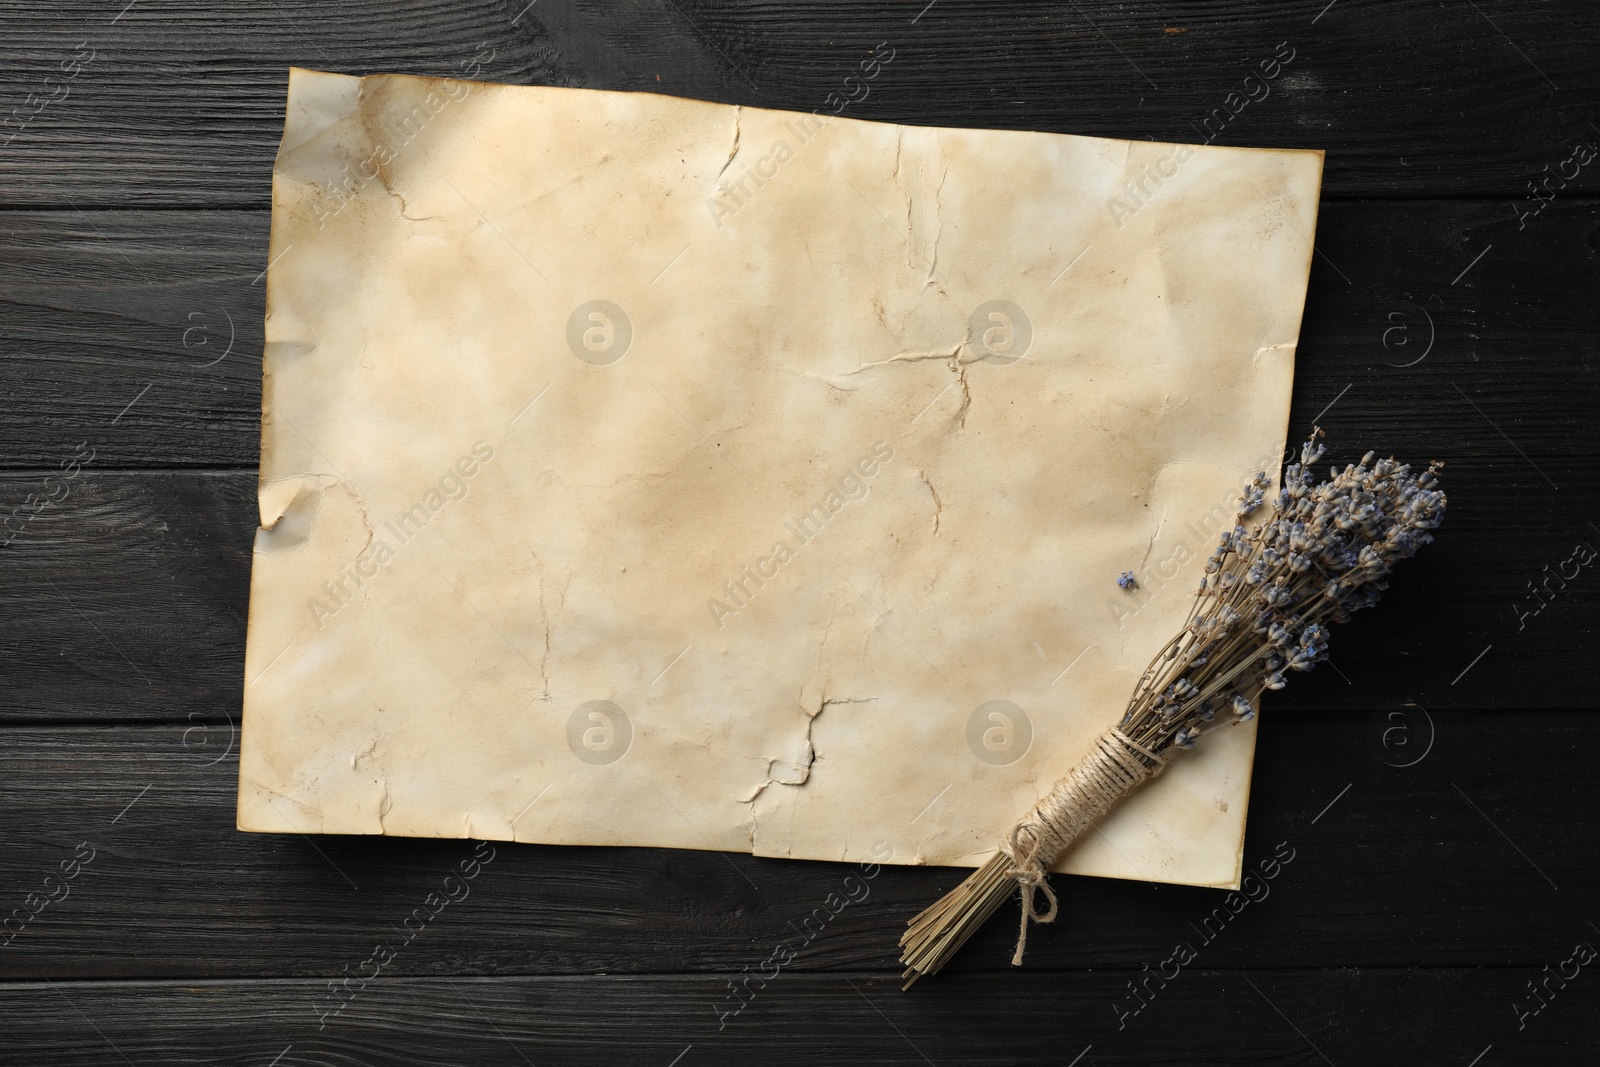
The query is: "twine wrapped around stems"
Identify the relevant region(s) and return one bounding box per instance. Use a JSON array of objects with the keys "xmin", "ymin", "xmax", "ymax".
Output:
[
  {"xmin": 1000, "ymin": 728, "xmax": 1166, "ymax": 964},
  {"xmin": 898, "ymin": 729, "xmax": 1164, "ymax": 988}
]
